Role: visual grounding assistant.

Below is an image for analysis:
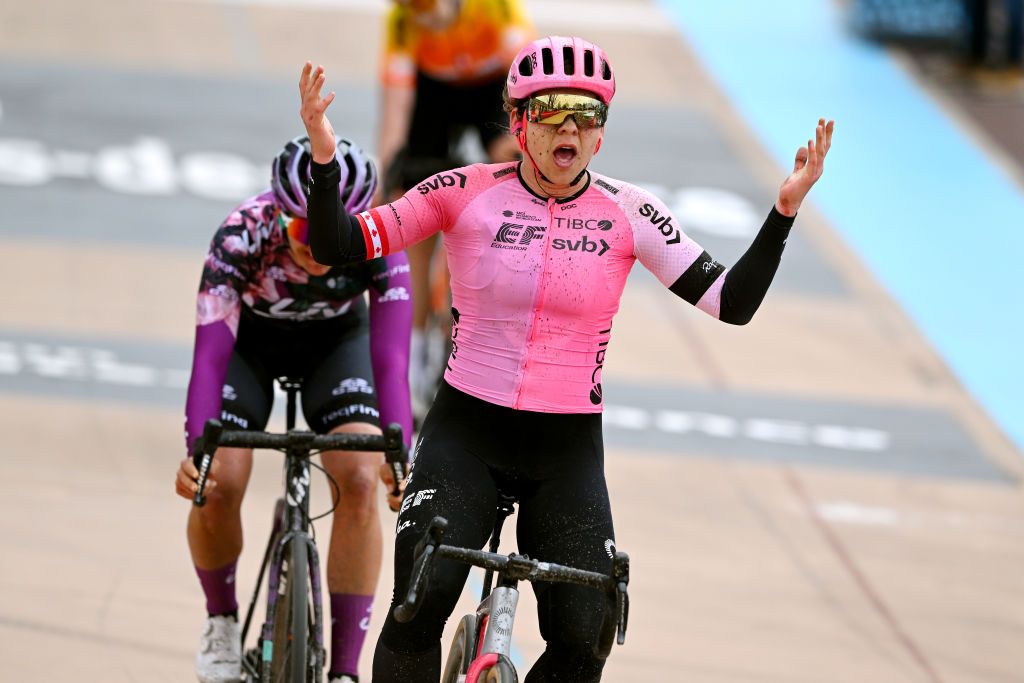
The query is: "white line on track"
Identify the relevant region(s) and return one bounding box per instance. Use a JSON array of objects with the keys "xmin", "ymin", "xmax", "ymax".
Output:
[{"xmin": 0, "ymin": 338, "xmax": 893, "ymax": 454}]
